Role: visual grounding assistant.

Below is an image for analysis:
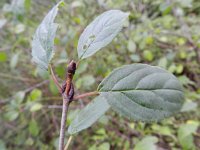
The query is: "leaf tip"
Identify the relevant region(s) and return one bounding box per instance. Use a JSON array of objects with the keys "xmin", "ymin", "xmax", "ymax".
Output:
[{"xmin": 58, "ymin": 0, "xmax": 65, "ymax": 7}]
